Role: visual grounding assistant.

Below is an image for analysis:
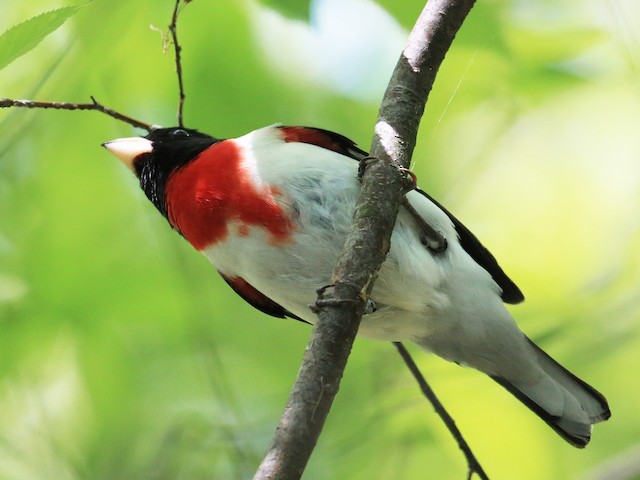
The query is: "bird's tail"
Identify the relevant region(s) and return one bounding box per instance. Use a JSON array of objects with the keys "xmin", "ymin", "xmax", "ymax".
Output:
[{"xmin": 492, "ymin": 337, "xmax": 610, "ymax": 447}]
